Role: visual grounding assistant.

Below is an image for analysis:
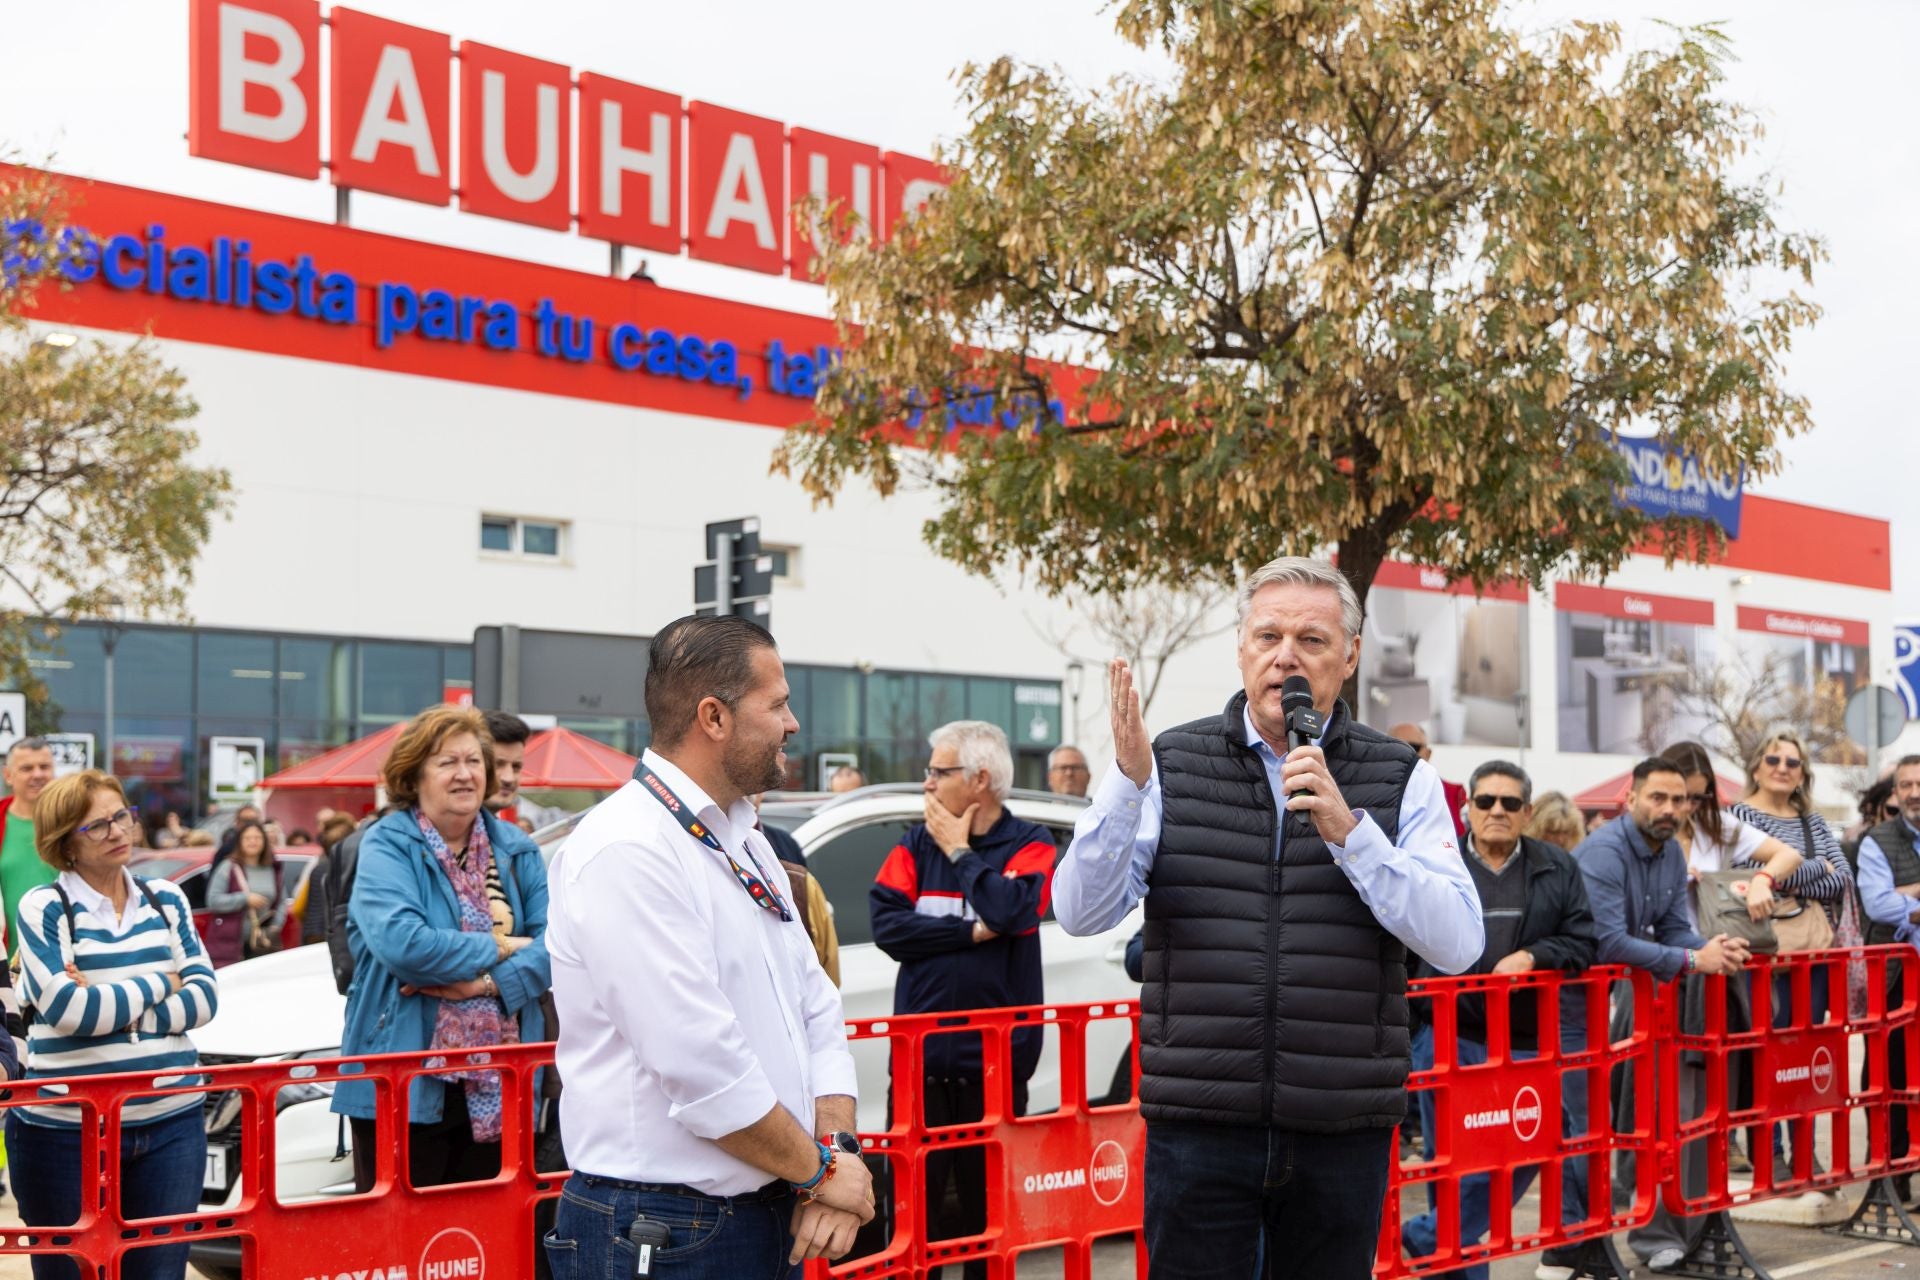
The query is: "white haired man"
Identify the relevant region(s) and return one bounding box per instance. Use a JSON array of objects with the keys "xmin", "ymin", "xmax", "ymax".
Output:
[
  {"xmin": 870, "ymin": 719, "xmax": 1056, "ymax": 1280},
  {"xmin": 1055, "ymin": 555, "xmax": 1485, "ymax": 1279}
]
